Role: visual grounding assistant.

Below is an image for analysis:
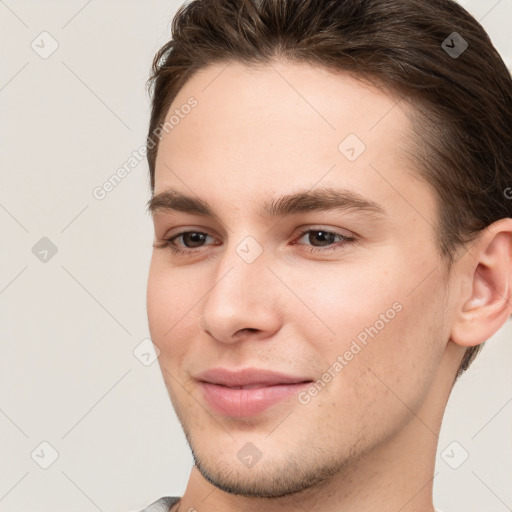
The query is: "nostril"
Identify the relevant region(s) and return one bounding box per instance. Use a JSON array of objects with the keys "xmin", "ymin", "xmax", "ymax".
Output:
[{"xmin": 236, "ymin": 328, "xmax": 259, "ymax": 335}]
